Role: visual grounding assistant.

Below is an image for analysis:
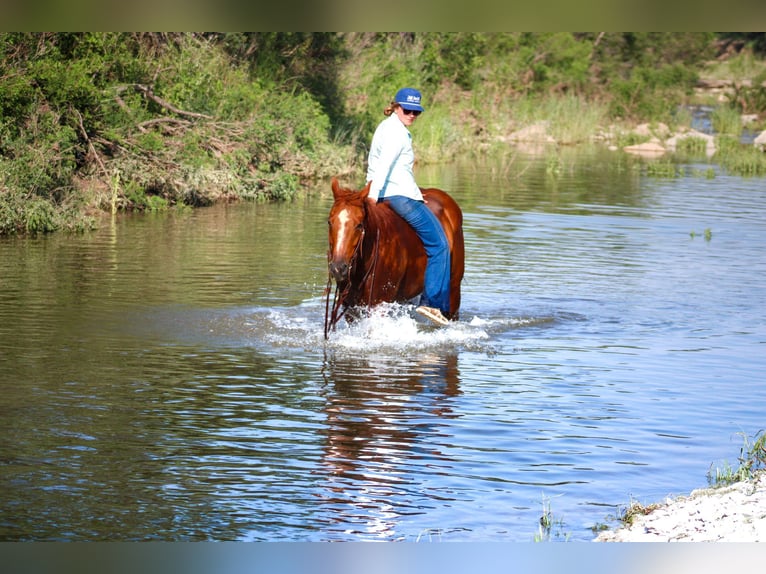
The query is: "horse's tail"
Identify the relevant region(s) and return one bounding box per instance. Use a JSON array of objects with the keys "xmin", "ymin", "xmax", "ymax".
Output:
[{"xmin": 422, "ymin": 188, "xmax": 465, "ymax": 319}]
